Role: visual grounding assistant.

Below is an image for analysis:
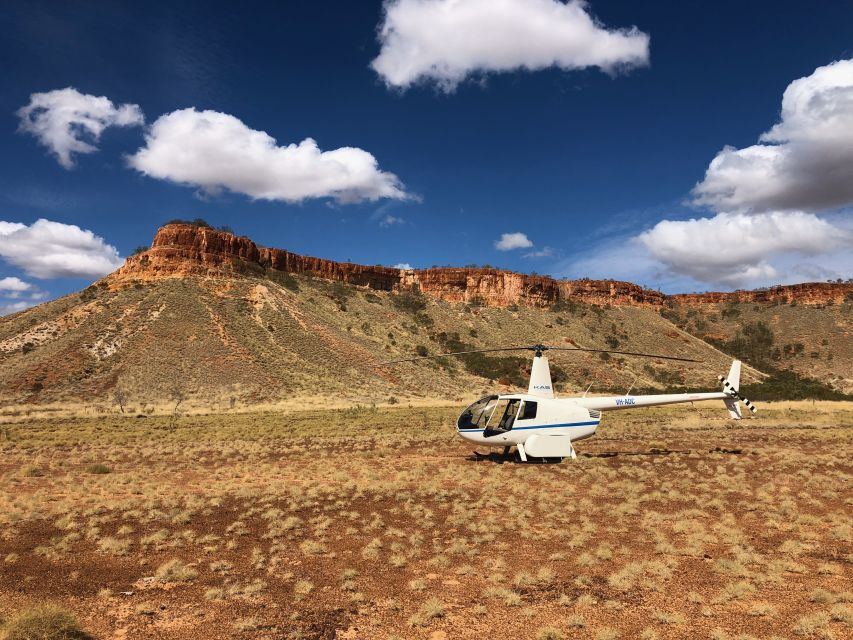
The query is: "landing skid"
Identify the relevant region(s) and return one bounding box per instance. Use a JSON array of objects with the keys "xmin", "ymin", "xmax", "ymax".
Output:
[
  {"xmin": 472, "ymin": 448, "xmax": 515, "ymax": 463},
  {"xmin": 472, "ymin": 448, "xmax": 564, "ymax": 464}
]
